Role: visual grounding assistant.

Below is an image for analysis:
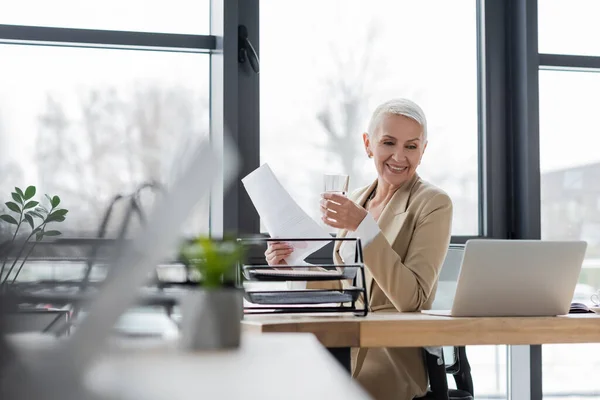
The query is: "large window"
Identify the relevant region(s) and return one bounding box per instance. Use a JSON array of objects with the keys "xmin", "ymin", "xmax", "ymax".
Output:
[
  {"xmin": 260, "ymin": 0, "xmax": 479, "ymax": 236},
  {"xmin": 538, "ymin": 0, "xmax": 600, "ymax": 56},
  {"xmin": 539, "ymin": 70, "xmax": 600, "ymax": 398},
  {"xmin": 0, "ymin": 45, "xmax": 210, "ymax": 237},
  {"xmin": 1, "ymin": 0, "xmax": 210, "ymax": 34}
]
